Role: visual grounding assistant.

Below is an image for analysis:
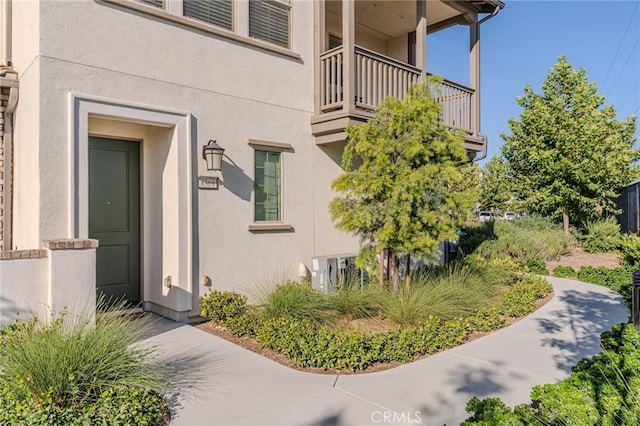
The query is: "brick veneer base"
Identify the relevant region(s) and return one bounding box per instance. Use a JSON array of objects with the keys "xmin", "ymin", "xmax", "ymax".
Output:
[
  {"xmin": 0, "ymin": 239, "xmax": 99, "ymax": 260},
  {"xmin": 42, "ymin": 239, "xmax": 99, "ymax": 250}
]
